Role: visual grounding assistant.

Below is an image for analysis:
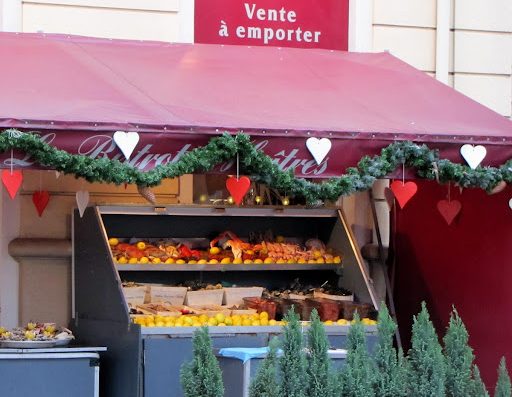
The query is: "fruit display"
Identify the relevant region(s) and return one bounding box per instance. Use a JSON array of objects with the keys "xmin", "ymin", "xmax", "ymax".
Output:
[
  {"xmin": 263, "ymin": 279, "xmax": 352, "ymax": 300},
  {"xmin": 109, "ymin": 231, "xmax": 342, "ymax": 265},
  {"xmin": 0, "ymin": 322, "xmax": 74, "ymax": 343},
  {"xmin": 131, "ymin": 311, "xmax": 376, "ymax": 328}
]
